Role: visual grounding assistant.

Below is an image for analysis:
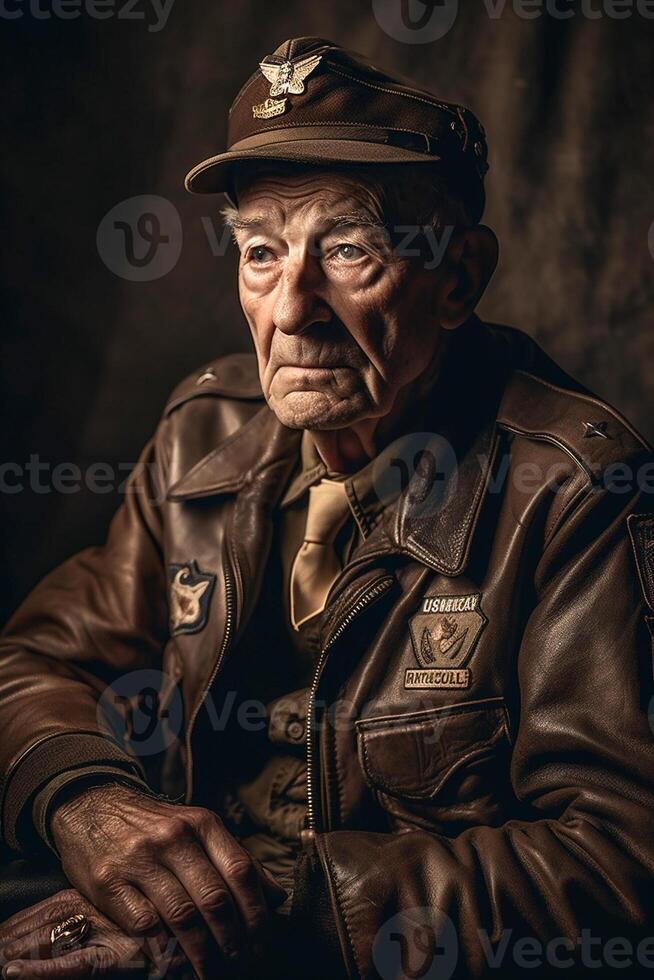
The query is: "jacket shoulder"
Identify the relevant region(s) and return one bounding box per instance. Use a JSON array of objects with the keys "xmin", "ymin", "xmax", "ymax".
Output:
[
  {"xmin": 163, "ymin": 352, "xmax": 263, "ymax": 416},
  {"xmin": 497, "ymin": 369, "xmax": 651, "ymax": 482}
]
